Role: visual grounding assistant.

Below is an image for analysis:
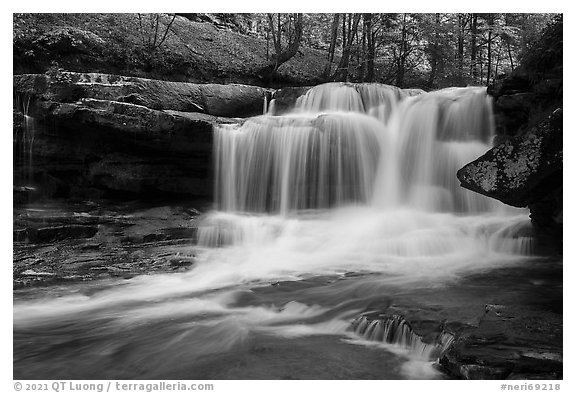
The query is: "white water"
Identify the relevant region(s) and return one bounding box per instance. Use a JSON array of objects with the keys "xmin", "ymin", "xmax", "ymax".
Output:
[{"xmin": 14, "ymin": 82, "xmax": 535, "ymax": 378}]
